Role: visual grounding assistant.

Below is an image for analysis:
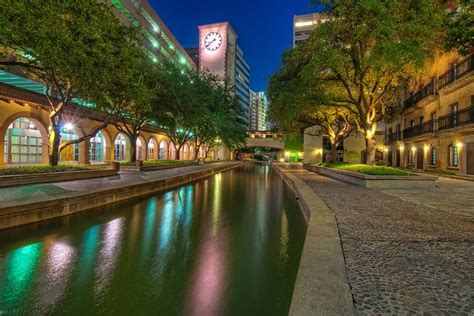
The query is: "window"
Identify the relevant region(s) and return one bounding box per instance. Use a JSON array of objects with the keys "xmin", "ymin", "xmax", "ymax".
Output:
[
  {"xmin": 429, "ymin": 145, "xmax": 436, "ymax": 166},
  {"xmin": 430, "ymin": 112, "xmax": 436, "ymax": 131},
  {"xmin": 448, "ymin": 143, "xmax": 459, "ymax": 167},
  {"xmin": 452, "ymin": 103, "xmax": 459, "ymax": 126}
]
